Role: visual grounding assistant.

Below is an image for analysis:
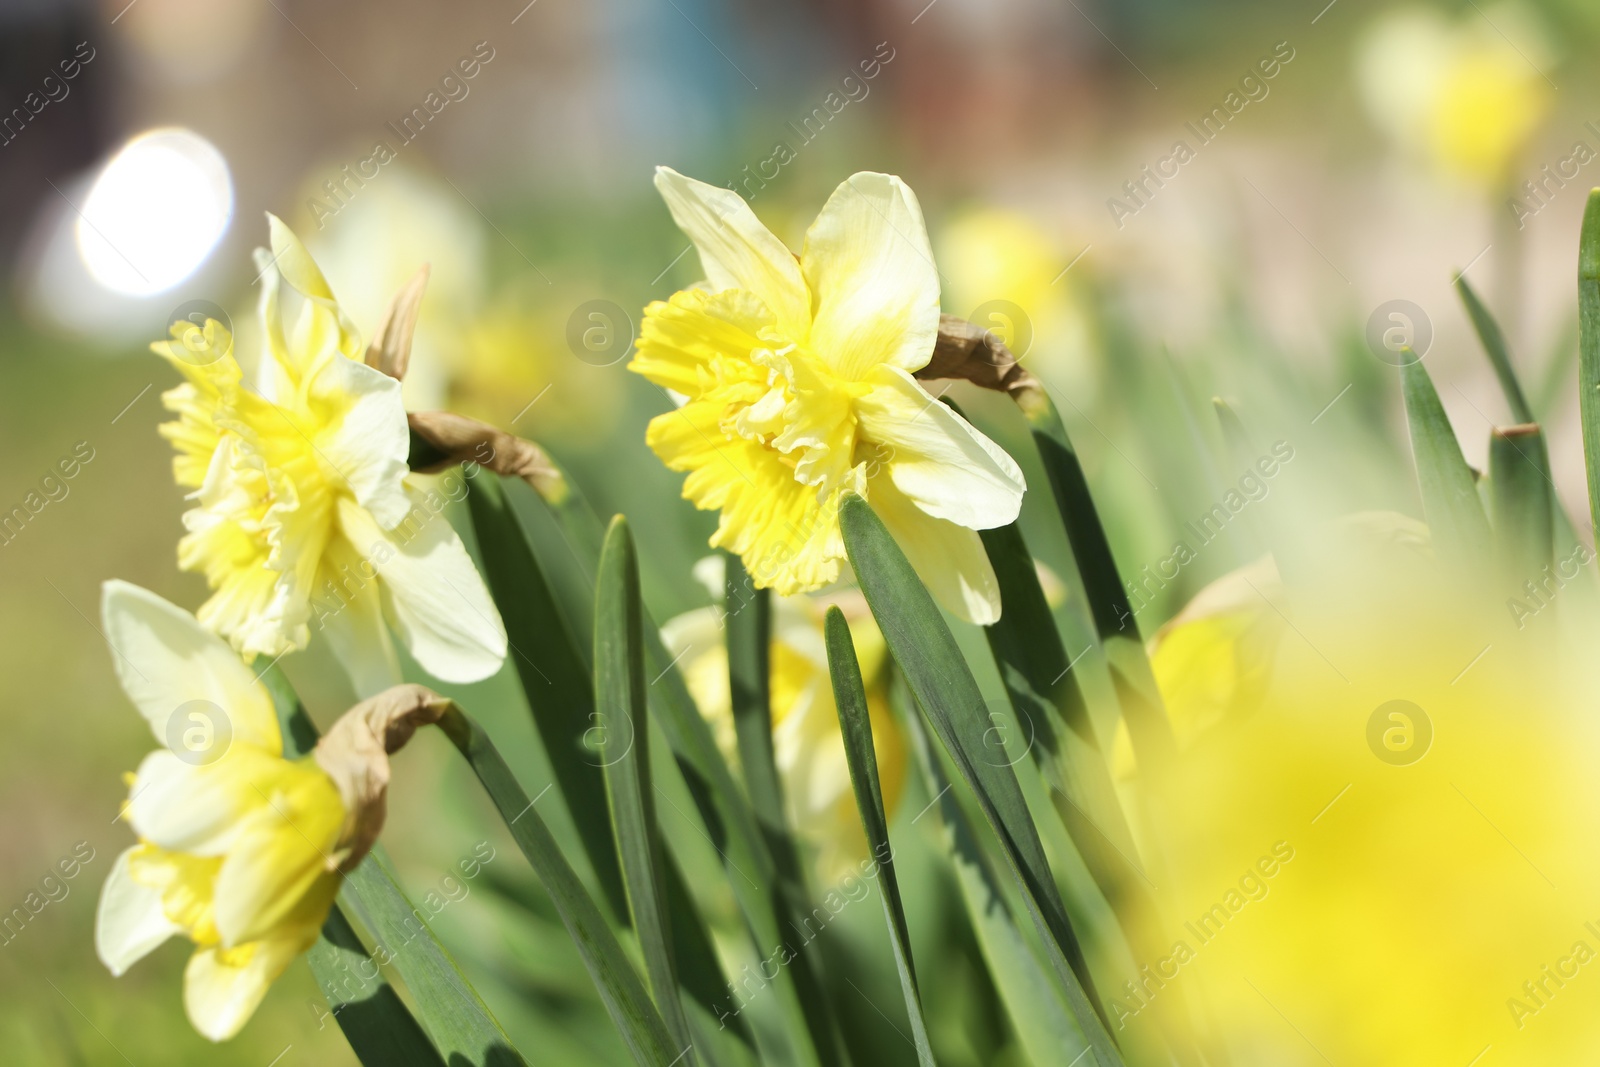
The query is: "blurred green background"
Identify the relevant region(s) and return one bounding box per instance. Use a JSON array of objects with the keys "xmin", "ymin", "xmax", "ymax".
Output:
[{"xmin": 2, "ymin": 0, "xmax": 1598, "ymax": 1061}]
